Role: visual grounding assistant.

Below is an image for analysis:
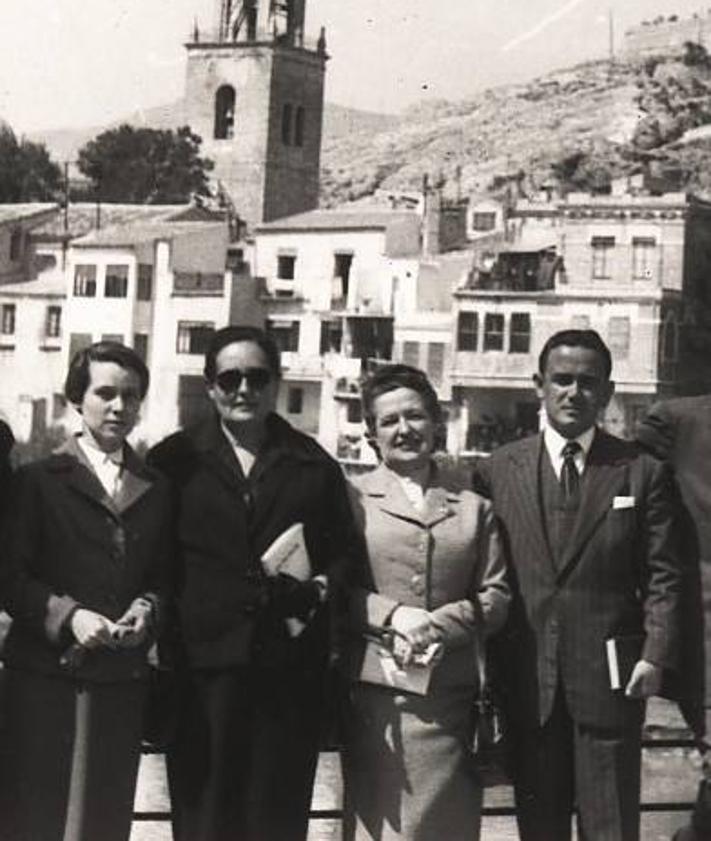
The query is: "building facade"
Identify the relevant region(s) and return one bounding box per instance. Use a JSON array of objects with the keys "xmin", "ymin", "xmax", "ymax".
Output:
[
  {"xmin": 185, "ymin": 0, "xmax": 327, "ymax": 227},
  {"xmin": 449, "ymin": 190, "xmax": 711, "ymax": 455}
]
